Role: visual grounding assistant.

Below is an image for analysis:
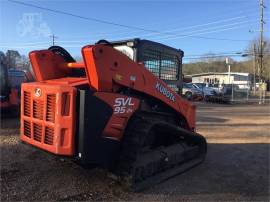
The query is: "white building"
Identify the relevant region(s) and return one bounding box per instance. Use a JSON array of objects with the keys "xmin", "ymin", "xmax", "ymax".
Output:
[{"xmin": 188, "ymin": 72, "xmax": 252, "ymax": 89}]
